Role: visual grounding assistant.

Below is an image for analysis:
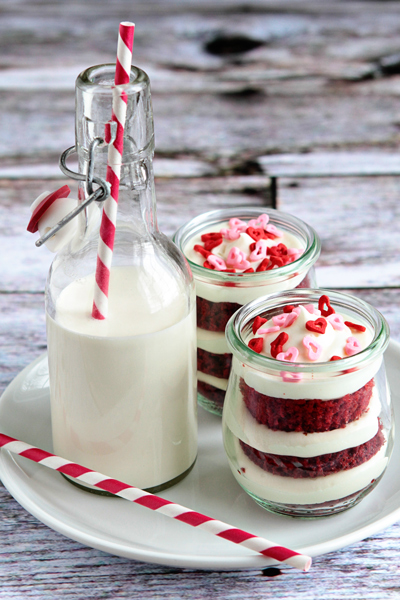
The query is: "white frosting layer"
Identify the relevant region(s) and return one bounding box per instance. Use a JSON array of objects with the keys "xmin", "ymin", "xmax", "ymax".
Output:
[
  {"xmin": 184, "ymin": 219, "xmax": 306, "ymax": 304},
  {"xmin": 224, "ymin": 385, "xmax": 381, "ymax": 457},
  {"xmin": 197, "ymin": 327, "xmax": 230, "ymax": 354},
  {"xmin": 197, "ymin": 371, "xmax": 228, "ymax": 391},
  {"xmin": 230, "ymin": 434, "xmax": 388, "ymax": 505}
]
